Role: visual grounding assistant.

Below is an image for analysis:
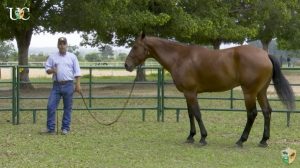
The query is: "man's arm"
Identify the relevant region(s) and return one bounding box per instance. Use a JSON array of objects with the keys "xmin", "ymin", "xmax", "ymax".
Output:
[
  {"xmin": 74, "ymin": 76, "xmax": 81, "ymax": 93},
  {"xmin": 45, "ymin": 56, "xmax": 56, "ymax": 74}
]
